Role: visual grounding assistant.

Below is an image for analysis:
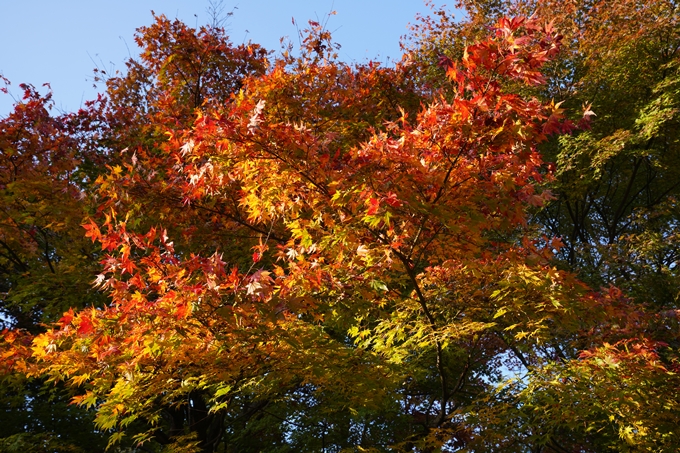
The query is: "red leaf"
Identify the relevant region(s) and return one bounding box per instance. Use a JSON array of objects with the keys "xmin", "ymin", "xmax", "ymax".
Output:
[
  {"xmin": 77, "ymin": 316, "xmax": 94, "ymax": 335},
  {"xmin": 175, "ymin": 303, "xmax": 190, "ymax": 319},
  {"xmin": 58, "ymin": 308, "xmax": 75, "ymax": 328},
  {"xmin": 367, "ymin": 197, "xmax": 380, "ymax": 215}
]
